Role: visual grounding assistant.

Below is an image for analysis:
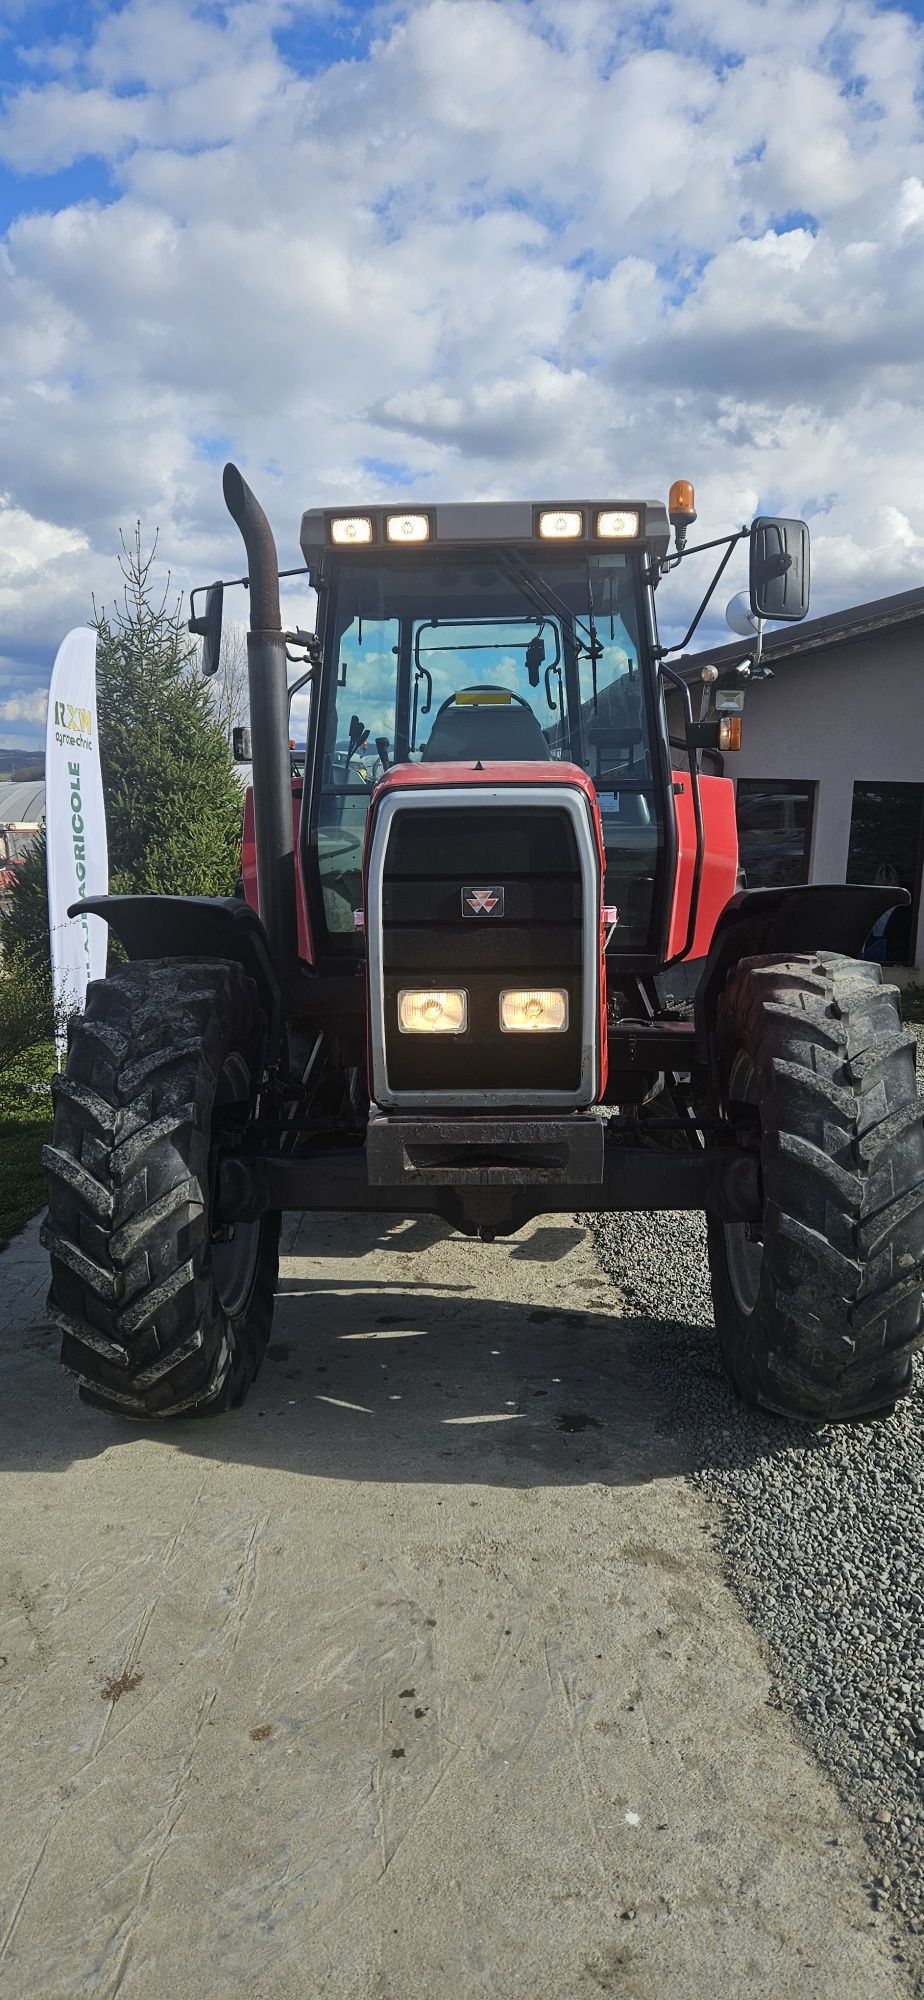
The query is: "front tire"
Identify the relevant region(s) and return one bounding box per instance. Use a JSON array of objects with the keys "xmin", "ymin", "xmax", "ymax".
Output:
[
  {"xmin": 42, "ymin": 959, "xmax": 280, "ymax": 1418},
  {"xmin": 707, "ymin": 952, "xmax": 924, "ymax": 1422}
]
